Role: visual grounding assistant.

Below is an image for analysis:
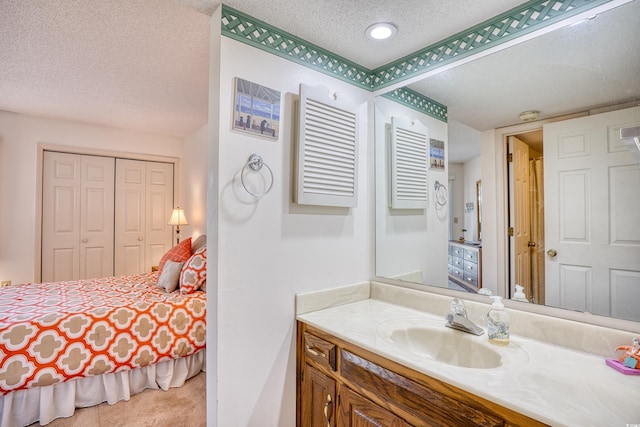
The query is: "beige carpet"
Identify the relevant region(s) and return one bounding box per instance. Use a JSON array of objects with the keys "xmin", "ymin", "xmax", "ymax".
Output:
[{"xmin": 31, "ymin": 372, "xmax": 206, "ymax": 427}]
